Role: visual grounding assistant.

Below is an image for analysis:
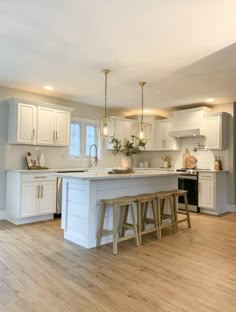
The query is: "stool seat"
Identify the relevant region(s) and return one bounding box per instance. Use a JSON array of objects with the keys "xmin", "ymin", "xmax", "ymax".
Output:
[{"xmin": 101, "ymin": 196, "xmax": 137, "ymax": 205}]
